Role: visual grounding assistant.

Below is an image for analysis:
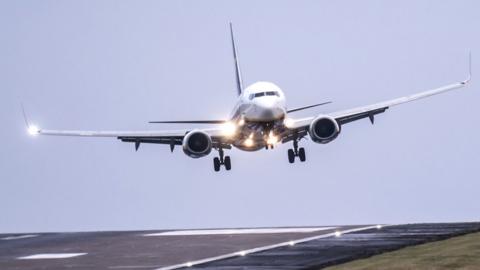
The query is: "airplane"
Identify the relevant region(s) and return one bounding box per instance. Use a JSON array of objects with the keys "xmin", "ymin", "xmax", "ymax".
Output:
[{"xmin": 25, "ymin": 23, "xmax": 471, "ymax": 172}]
